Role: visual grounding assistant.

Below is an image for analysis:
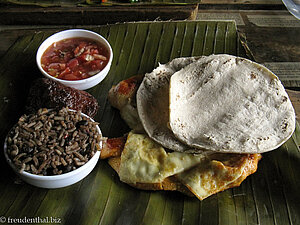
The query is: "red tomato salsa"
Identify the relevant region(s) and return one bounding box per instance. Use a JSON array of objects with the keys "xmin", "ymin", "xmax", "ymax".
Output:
[{"xmin": 41, "ymin": 37, "xmax": 110, "ymax": 81}]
